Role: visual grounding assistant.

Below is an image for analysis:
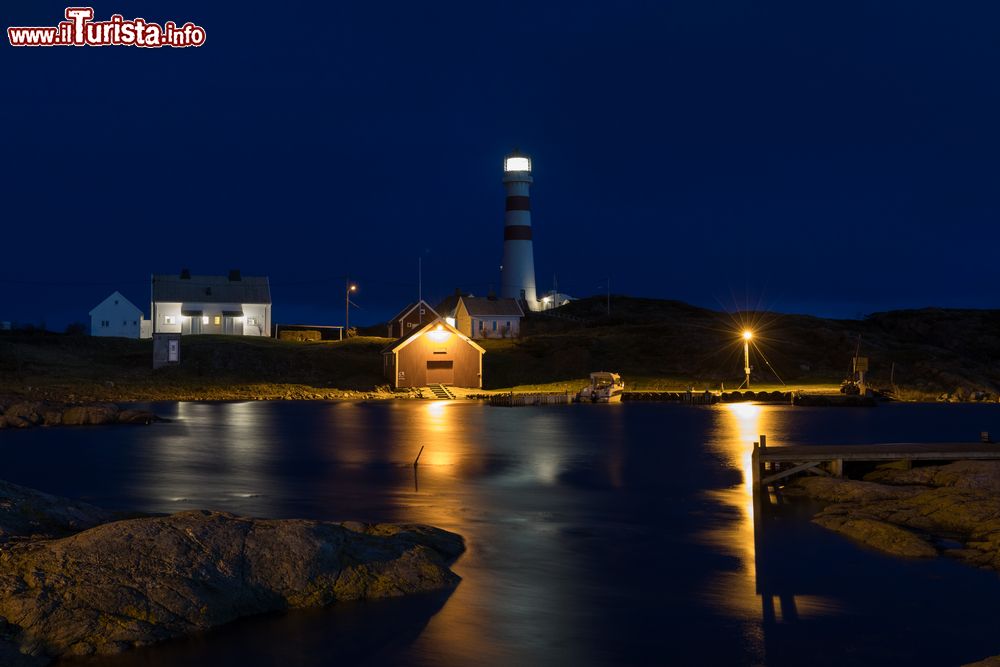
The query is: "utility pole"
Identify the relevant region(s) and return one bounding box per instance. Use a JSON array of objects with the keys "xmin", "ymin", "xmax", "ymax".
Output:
[{"xmin": 345, "ymin": 279, "xmax": 357, "ymax": 336}]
